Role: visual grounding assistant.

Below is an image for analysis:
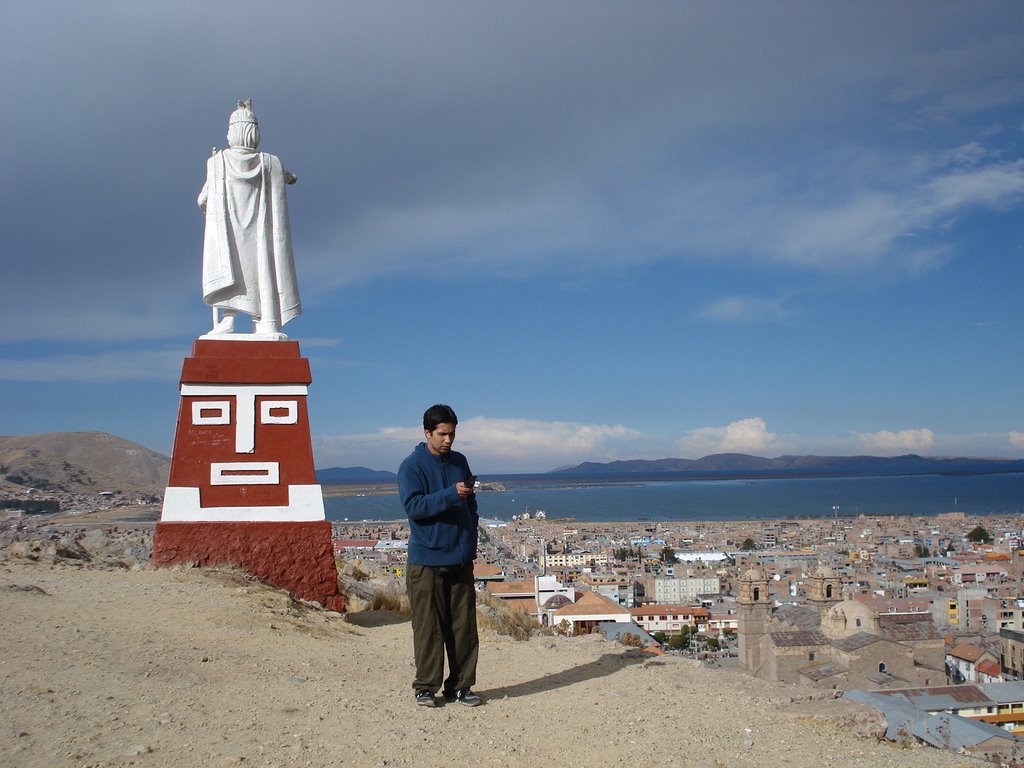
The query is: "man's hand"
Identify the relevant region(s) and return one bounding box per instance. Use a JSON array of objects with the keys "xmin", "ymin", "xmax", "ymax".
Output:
[{"xmin": 456, "ymin": 482, "xmax": 475, "ymax": 498}]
